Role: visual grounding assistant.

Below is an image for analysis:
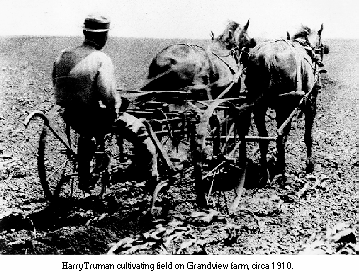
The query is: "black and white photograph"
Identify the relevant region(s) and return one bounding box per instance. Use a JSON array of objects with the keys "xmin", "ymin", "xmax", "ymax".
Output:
[{"xmin": 0, "ymin": 0, "xmax": 357, "ymax": 267}]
